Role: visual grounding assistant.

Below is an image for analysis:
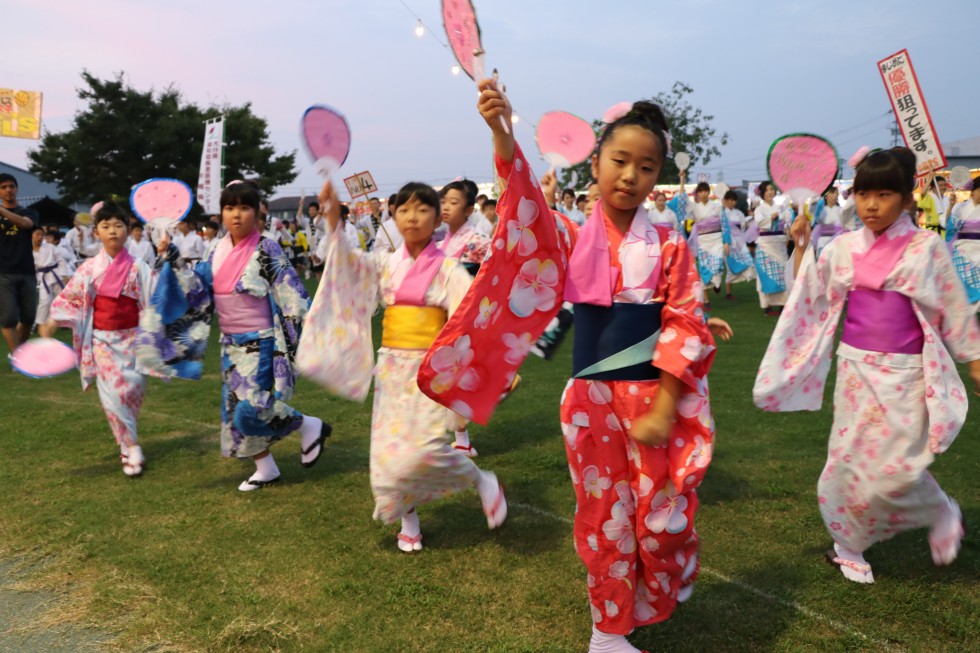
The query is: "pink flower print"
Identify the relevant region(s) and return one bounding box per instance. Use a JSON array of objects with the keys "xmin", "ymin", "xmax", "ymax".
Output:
[
  {"xmin": 588, "ymin": 381, "xmax": 613, "ymax": 405},
  {"xmin": 686, "ymin": 435, "xmax": 712, "ymax": 469},
  {"xmin": 474, "ymin": 296, "xmax": 497, "ymax": 329},
  {"xmin": 429, "ymin": 335, "xmax": 480, "ymax": 394},
  {"xmin": 613, "ymin": 481, "xmax": 636, "ymax": 515},
  {"xmin": 506, "ymin": 197, "xmax": 539, "ymax": 256},
  {"xmin": 678, "ymin": 393, "xmax": 711, "ymax": 427},
  {"xmin": 609, "ymin": 560, "xmax": 632, "ymax": 583},
  {"xmin": 590, "ymin": 603, "xmax": 603, "ymax": 624},
  {"xmin": 604, "ymin": 600, "xmax": 620, "ymax": 618},
  {"xmin": 582, "ymin": 465, "xmax": 612, "ymax": 499},
  {"xmin": 646, "ymin": 488, "xmax": 689, "ymax": 534},
  {"xmin": 640, "ymin": 535, "xmax": 660, "ymax": 553},
  {"xmin": 659, "ymin": 327, "xmax": 677, "ymax": 344},
  {"xmin": 509, "ymin": 258, "xmax": 559, "ymax": 318},
  {"xmin": 587, "ymin": 534, "xmax": 599, "ymax": 552},
  {"xmin": 562, "ymin": 422, "xmax": 580, "ymax": 450},
  {"xmin": 634, "ymin": 584, "xmax": 658, "ymax": 622},
  {"xmin": 501, "ymin": 331, "xmax": 535, "ymax": 364}
]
